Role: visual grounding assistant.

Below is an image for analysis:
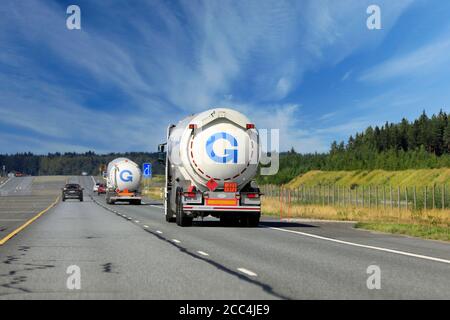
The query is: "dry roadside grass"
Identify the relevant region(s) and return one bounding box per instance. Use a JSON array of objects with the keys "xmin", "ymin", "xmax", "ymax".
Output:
[
  {"xmin": 142, "ymin": 186, "xmax": 163, "ymax": 200},
  {"xmin": 262, "ymin": 196, "xmax": 450, "ymax": 241}
]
